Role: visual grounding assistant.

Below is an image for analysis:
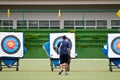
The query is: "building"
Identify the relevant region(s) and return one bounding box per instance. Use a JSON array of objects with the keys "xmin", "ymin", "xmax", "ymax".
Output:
[{"xmin": 0, "ymin": 0, "xmax": 120, "ymax": 29}]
